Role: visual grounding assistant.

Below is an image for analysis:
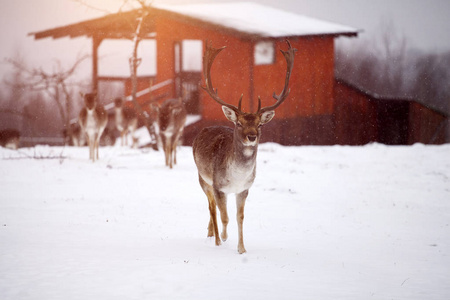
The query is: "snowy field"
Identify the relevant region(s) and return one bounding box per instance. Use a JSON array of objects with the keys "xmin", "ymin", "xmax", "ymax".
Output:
[{"xmin": 1, "ymin": 143, "xmax": 449, "ymax": 299}]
